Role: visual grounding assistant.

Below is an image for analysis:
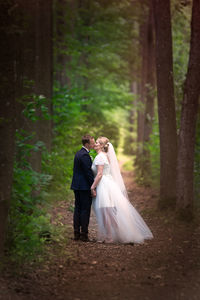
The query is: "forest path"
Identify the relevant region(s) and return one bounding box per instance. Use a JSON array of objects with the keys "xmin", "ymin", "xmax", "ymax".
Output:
[{"xmin": 1, "ymin": 166, "xmax": 200, "ymax": 300}]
